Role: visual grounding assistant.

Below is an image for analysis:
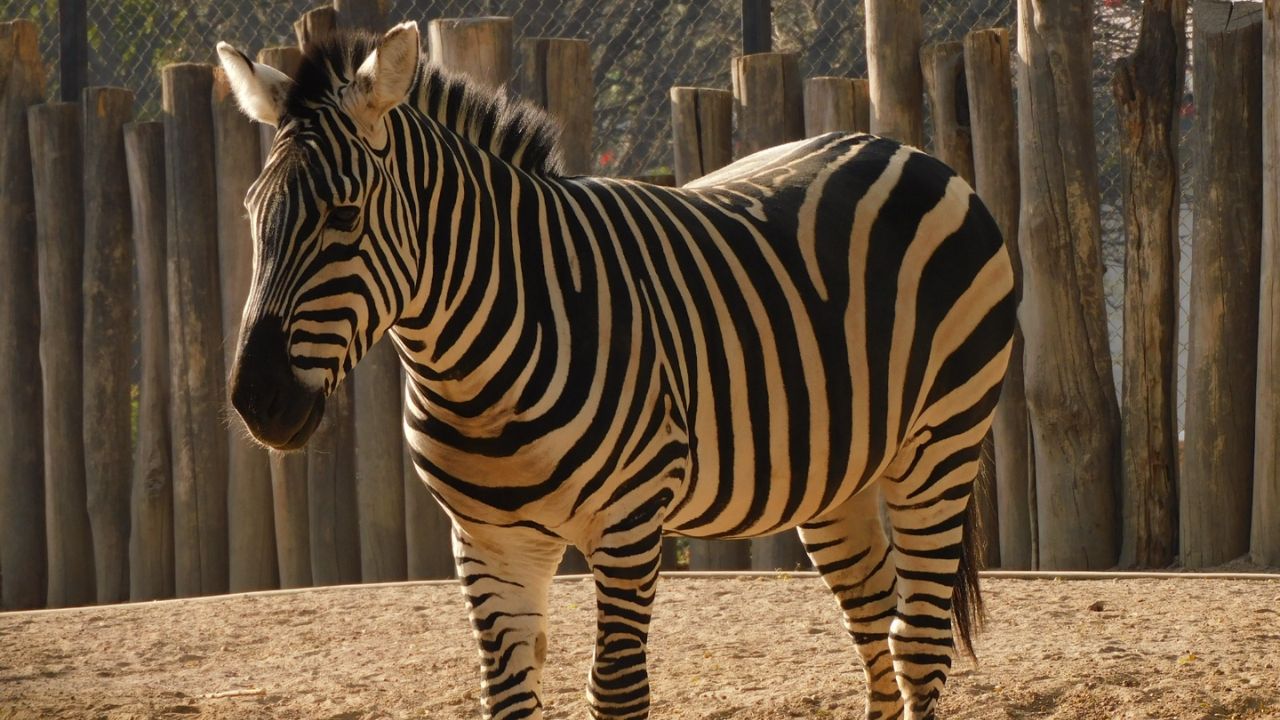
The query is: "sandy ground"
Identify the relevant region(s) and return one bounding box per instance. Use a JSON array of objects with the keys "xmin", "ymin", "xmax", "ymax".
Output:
[{"xmin": 0, "ymin": 575, "xmax": 1277, "ymax": 720}]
